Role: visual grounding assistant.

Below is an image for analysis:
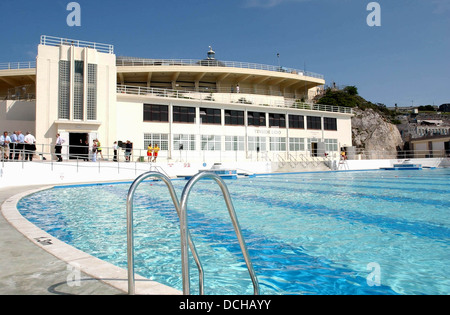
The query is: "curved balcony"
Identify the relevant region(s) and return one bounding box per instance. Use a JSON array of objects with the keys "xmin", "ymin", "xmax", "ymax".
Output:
[{"xmin": 116, "ymin": 84, "xmax": 353, "ymax": 114}]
